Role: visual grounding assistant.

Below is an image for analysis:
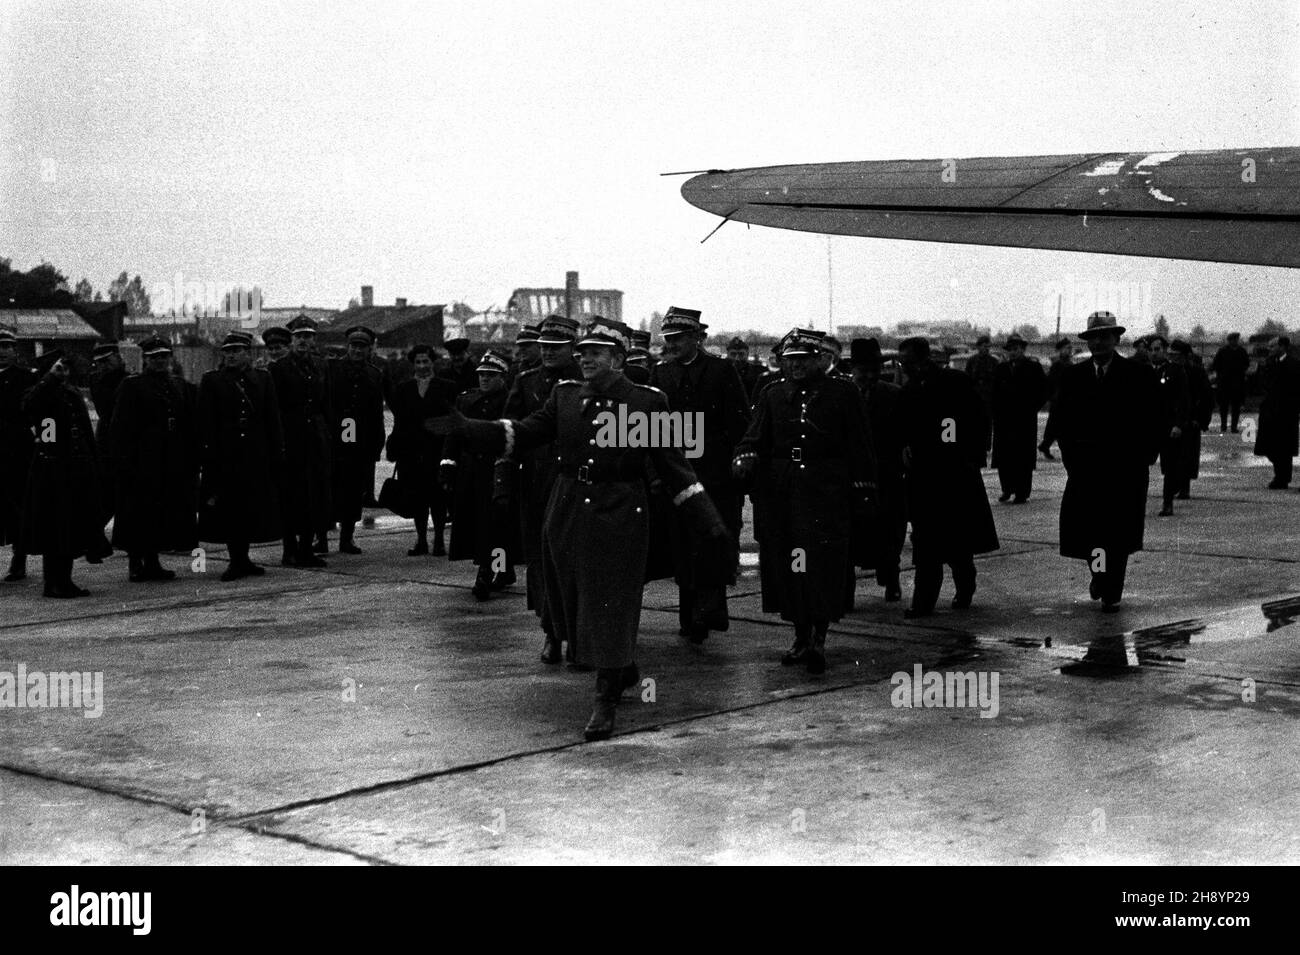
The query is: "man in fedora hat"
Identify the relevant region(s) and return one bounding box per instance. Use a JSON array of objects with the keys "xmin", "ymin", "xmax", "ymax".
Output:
[
  {"xmin": 503, "ymin": 313, "xmax": 582, "ymax": 662},
  {"xmin": 652, "ymin": 306, "xmax": 750, "ymax": 643},
  {"xmin": 109, "ymin": 336, "xmax": 199, "ymax": 582},
  {"xmin": 1211, "ymin": 331, "xmax": 1250, "ymax": 433},
  {"xmin": 441, "ymin": 349, "xmax": 518, "ymax": 600},
  {"xmin": 270, "ymin": 315, "xmax": 333, "ymax": 566},
  {"xmin": 1253, "ymin": 336, "xmax": 1300, "ymax": 489},
  {"xmin": 197, "ymin": 331, "xmax": 285, "ymax": 581},
  {"xmin": 734, "ymin": 327, "xmax": 876, "ymax": 670},
  {"xmin": 1052, "ymin": 311, "xmax": 1163, "ymax": 611},
  {"xmin": 0, "ymin": 328, "xmax": 36, "ymax": 583},
  {"xmin": 429, "ymin": 316, "xmax": 733, "ymax": 740},
  {"xmin": 329, "ymin": 325, "xmax": 385, "ymax": 554},
  {"xmin": 897, "ymin": 337, "xmax": 998, "ymax": 618},
  {"xmin": 848, "ymin": 337, "xmax": 905, "ymax": 602},
  {"xmin": 991, "ymin": 333, "xmax": 1048, "ymax": 503}
]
